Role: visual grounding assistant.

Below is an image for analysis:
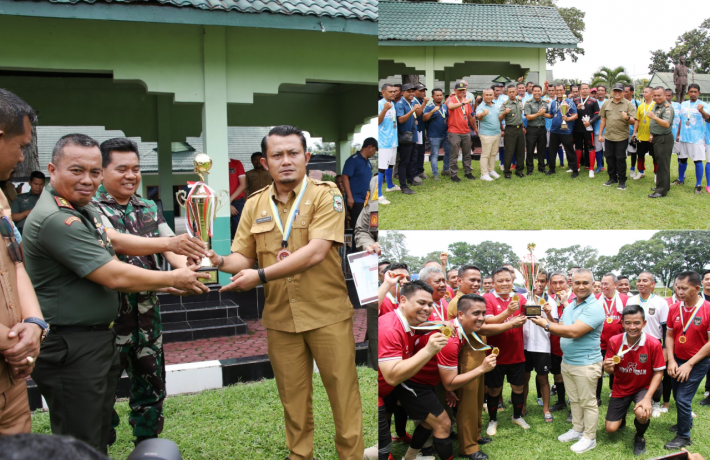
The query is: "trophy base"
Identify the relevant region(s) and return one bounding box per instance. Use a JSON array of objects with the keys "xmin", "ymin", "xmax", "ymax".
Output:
[
  {"xmin": 198, "ymin": 266, "xmax": 220, "ymax": 285},
  {"xmin": 561, "ymin": 122, "xmax": 568, "ymax": 130}
]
